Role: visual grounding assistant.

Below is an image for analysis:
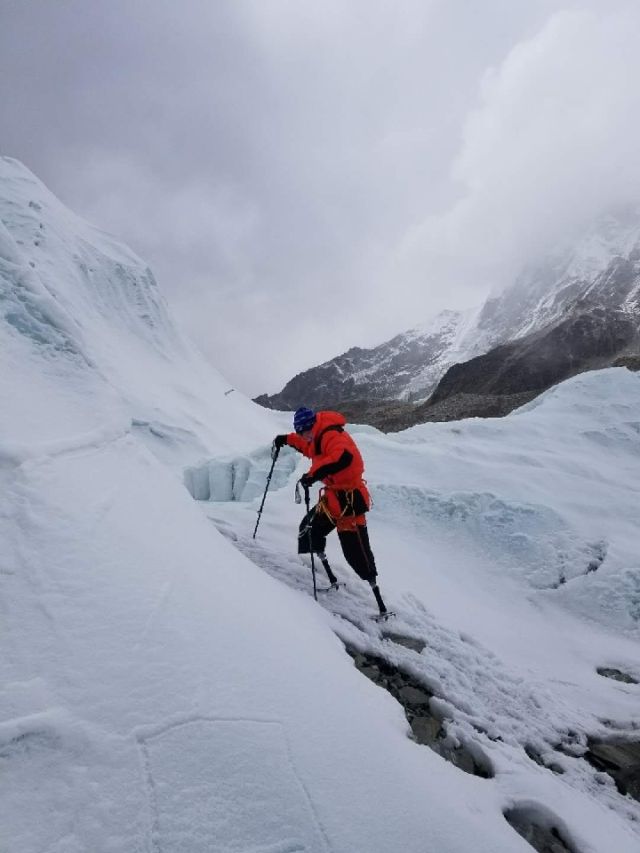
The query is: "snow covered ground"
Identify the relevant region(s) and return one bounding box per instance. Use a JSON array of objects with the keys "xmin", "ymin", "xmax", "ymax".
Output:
[
  {"xmin": 203, "ymin": 368, "xmax": 640, "ymax": 851},
  {"xmin": 2, "ymin": 157, "xmax": 640, "ymax": 853}
]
